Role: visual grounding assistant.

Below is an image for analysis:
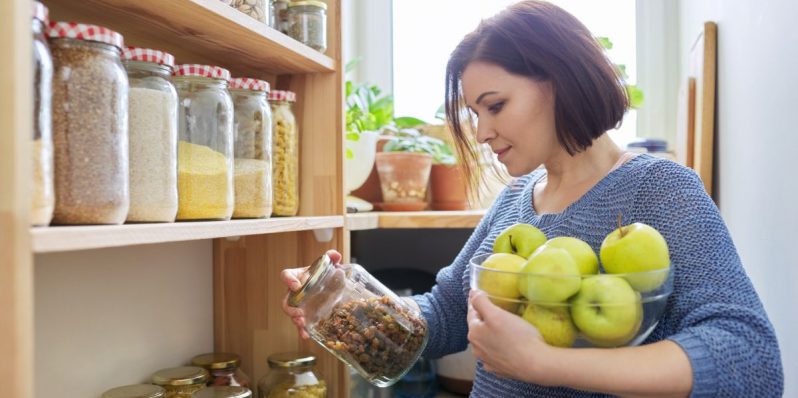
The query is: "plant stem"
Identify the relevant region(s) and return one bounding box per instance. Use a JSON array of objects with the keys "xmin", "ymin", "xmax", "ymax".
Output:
[{"xmin": 617, "ymin": 211, "xmax": 626, "ymax": 238}]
